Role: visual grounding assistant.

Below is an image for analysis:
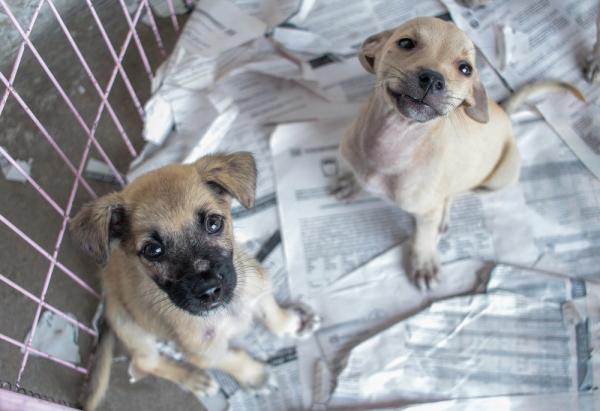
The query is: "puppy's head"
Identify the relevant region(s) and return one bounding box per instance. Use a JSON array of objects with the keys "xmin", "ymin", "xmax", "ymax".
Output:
[
  {"xmin": 359, "ymin": 17, "xmax": 489, "ymax": 123},
  {"xmin": 70, "ymin": 152, "xmax": 257, "ymax": 316}
]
